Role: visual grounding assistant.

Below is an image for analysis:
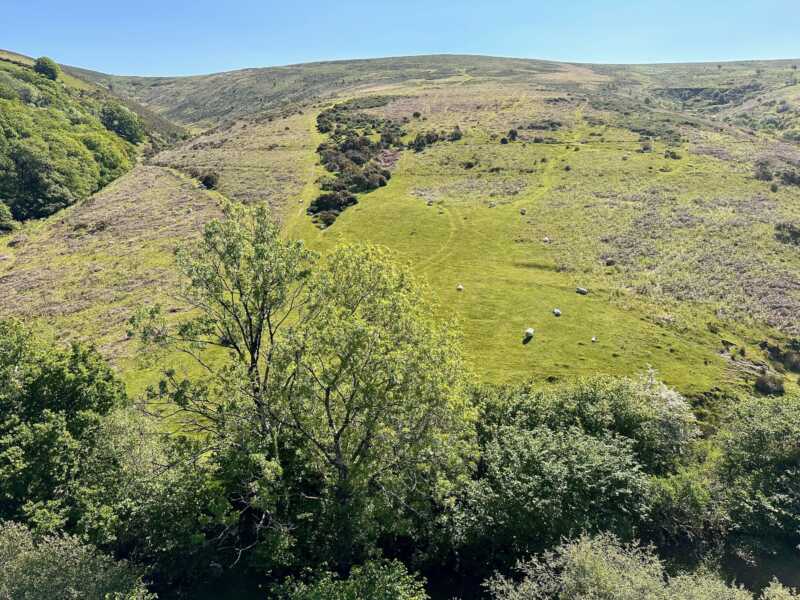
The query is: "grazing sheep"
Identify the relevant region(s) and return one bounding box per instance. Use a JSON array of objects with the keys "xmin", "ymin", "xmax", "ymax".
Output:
[
  {"xmin": 456, "ymin": 283, "xmax": 464, "ymax": 292},
  {"xmin": 488, "ymin": 201, "xmax": 497, "ymax": 208},
  {"xmin": 591, "ymin": 336, "xmax": 598, "ymax": 343},
  {"xmin": 524, "ymin": 327, "xmax": 535, "ymax": 339},
  {"xmin": 543, "ymin": 236, "xmax": 551, "ymax": 244},
  {"xmin": 553, "ymin": 308, "xmax": 562, "ymax": 317}
]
